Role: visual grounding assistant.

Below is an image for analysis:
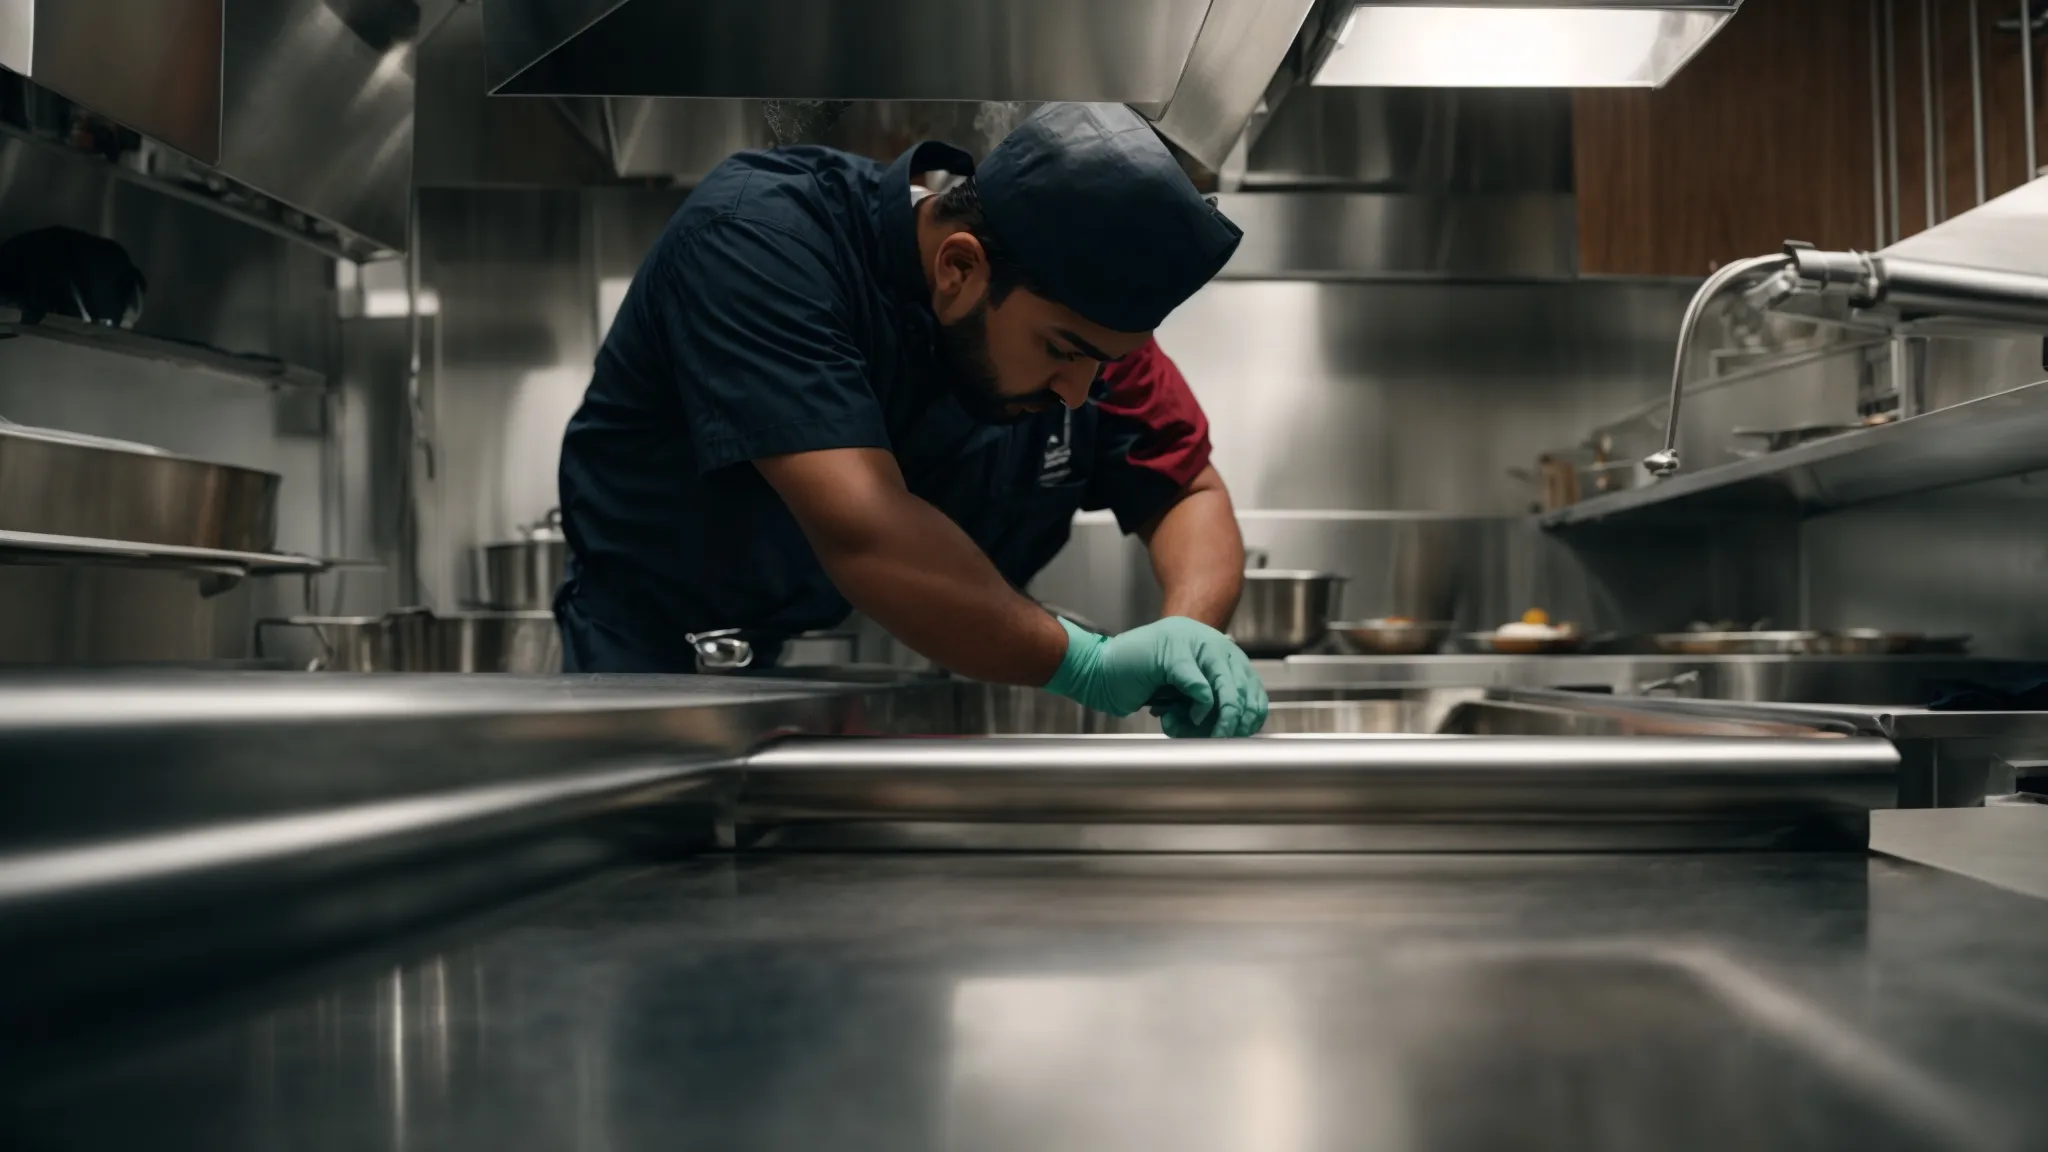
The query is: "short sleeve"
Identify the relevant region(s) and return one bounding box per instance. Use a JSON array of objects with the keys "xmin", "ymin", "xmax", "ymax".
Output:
[
  {"xmin": 1084, "ymin": 338, "xmax": 1215, "ymax": 534},
  {"xmin": 658, "ymin": 217, "xmax": 890, "ymax": 473}
]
